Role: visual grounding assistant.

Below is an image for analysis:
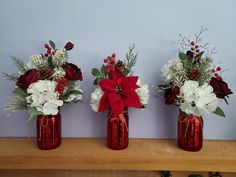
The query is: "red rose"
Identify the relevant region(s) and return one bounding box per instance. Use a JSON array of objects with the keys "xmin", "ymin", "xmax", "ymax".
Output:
[
  {"xmin": 210, "ymin": 77, "xmax": 233, "ymax": 100},
  {"xmin": 164, "ymin": 87, "xmax": 180, "ymax": 105},
  {"xmin": 16, "ymin": 69, "xmax": 38, "ymax": 90},
  {"xmin": 63, "ymin": 63, "xmax": 83, "ymax": 81},
  {"xmin": 64, "ymin": 42, "xmax": 74, "ymax": 51}
]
